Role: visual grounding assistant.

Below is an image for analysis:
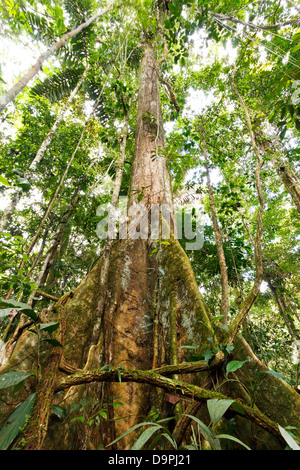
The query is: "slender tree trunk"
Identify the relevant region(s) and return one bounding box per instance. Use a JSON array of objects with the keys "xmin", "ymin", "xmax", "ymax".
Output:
[
  {"xmin": 4, "ymin": 136, "xmax": 83, "ymax": 301},
  {"xmin": 201, "ymin": 119, "xmax": 229, "ymax": 324},
  {"xmin": 29, "ymin": 65, "xmax": 89, "ymax": 172},
  {"xmin": 267, "ymin": 279, "xmax": 299, "ymax": 340},
  {"xmin": 229, "ymin": 69, "xmax": 265, "ymax": 343},
  {"xmin": 272, "ymin": 155, "xmax": 300, "ymax": 214},
  {"xmin": 253, "ymin": 128, "xmax": 300, "ymax": 214},
  {"xmin": 0, "ymin": 67, "xmax": 87, "ymax": 234},
  {"xmin": 27, "ymin": 189, "xmax": 80, "ymax": 306},
  {"xmin": 0, "ymin": 189, "xmax": 23, "ymax": 233},
  {"xmin": 0, "ymin": 3, "xmax": 115, "ymax": 111}
]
